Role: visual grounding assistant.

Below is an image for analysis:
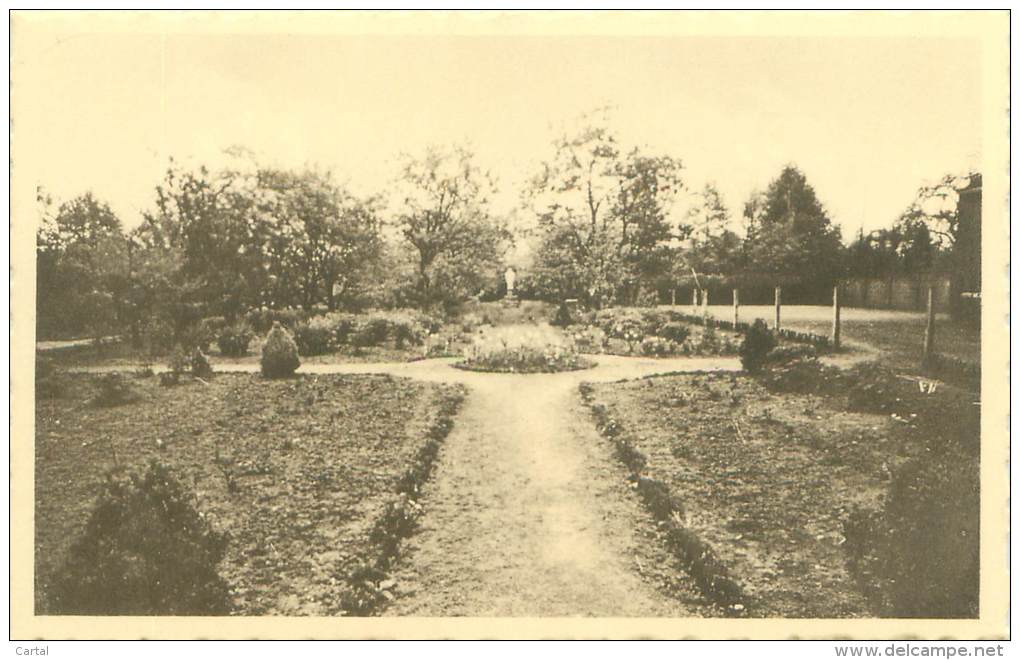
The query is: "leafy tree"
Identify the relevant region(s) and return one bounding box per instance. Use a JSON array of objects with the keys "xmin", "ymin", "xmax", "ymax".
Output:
[
  {"xmin": 526, "ymin": 117, "xmax": 686, "ymax": 306},
  {"xmin": 895, "ymin": 173, "xmax": 973, "ymax": 251},
  {"xmin": 137, "ymin": 160, "xmax": 267, "ymax": 320},
  {"xmin": 258, "ymin": 168, "xmax": 383, "ymax": 311},
  {"xmin": 685, "ymin": 183, "xmax": 743, "ymax": 277},
  {"xmin": 136, "ymin": 157, "xmax": 387, "ymax": 324},
  {"xmin": 687, "ymin": 183, "xmax": 730, "ymax": 245},
  {"xmin": 393, "ymin": 145, "xmax": 511, "ymax": 311},
  {"xmin": 36, "ymin": 189, "xmax": 129, "ymax": 339}
]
